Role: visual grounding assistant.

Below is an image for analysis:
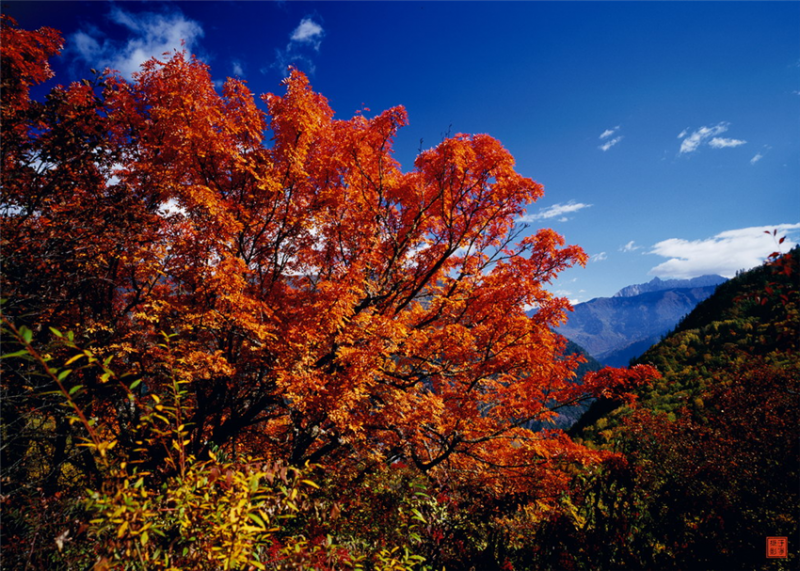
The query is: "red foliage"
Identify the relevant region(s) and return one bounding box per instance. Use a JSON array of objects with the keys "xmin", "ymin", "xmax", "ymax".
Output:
[{"xmin": 1, "ymin": 23, "xmax": 662, "ymax": 569}]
